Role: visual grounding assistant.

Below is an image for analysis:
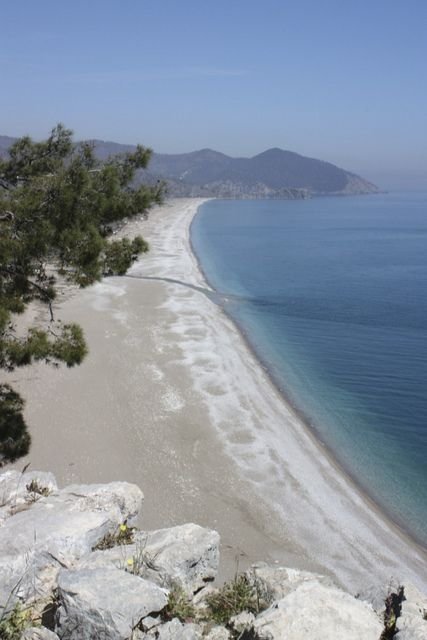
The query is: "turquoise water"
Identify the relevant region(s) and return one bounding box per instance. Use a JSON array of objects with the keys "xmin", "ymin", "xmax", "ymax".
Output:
[{"xmin": 191, "ymin": 193, "xmax": 427, "ymax": 546}]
